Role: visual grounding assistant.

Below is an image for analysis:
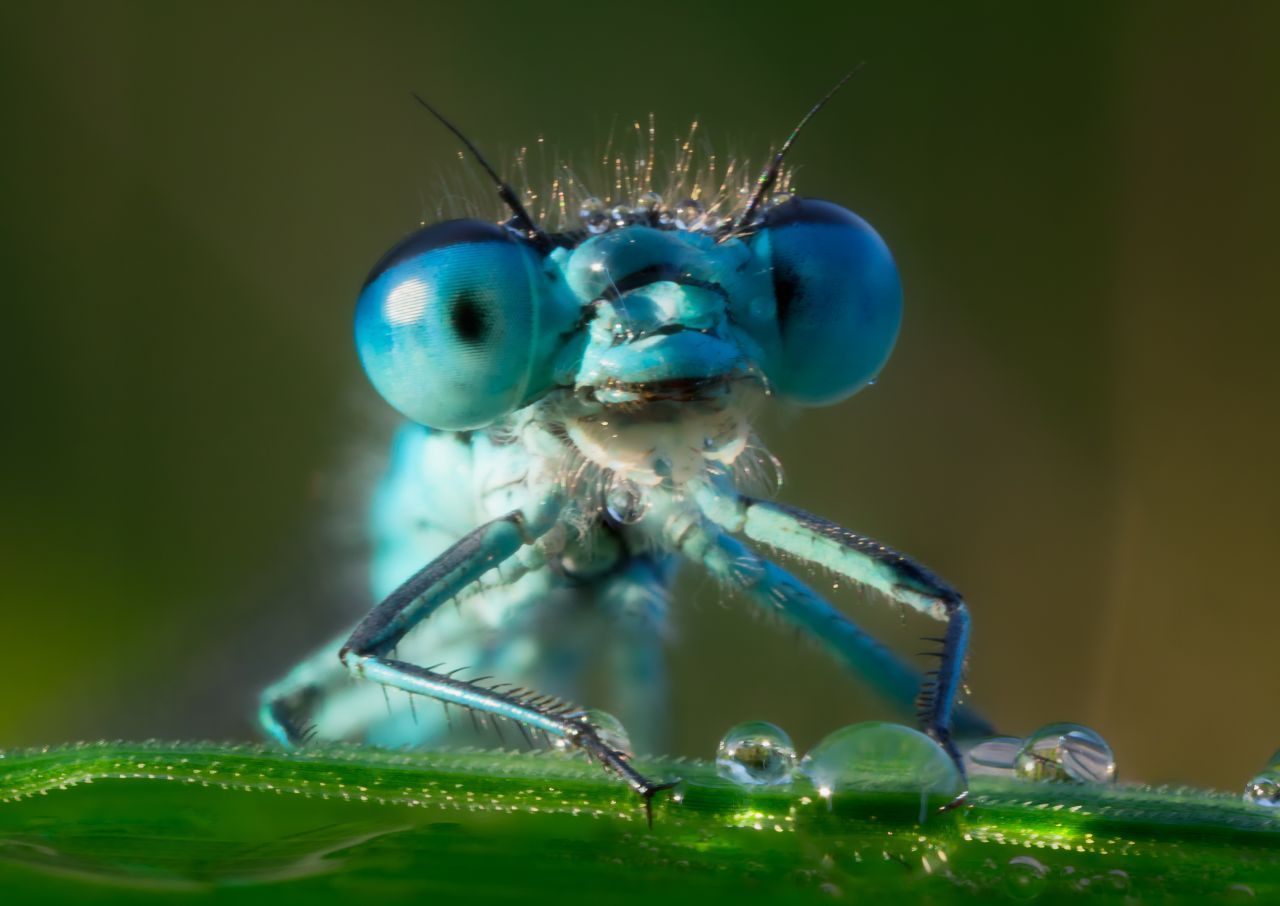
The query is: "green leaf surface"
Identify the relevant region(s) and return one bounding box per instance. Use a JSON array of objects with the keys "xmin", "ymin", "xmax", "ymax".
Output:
[{"xmin": 0, "ymin": 742, "xmax": 1277, "ymax": 903}]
